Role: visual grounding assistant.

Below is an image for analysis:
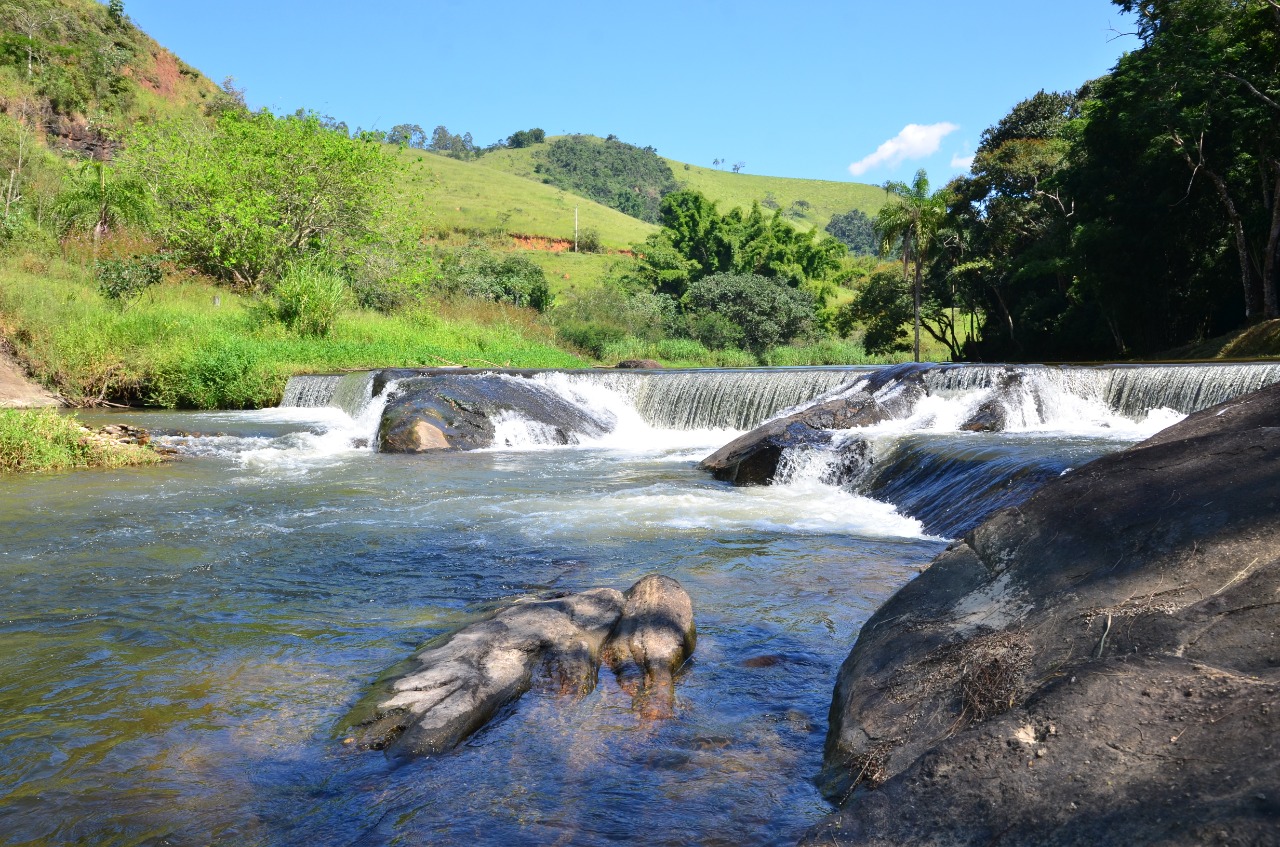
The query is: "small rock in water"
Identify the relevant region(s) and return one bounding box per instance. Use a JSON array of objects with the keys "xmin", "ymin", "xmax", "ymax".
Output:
[
  {"xmin": 343, "ymin": 574, "xmax": 697, "ymax": 757},
  {"xmin": 601, "ymin": 574, "xmax": 697, "ymax": 720}
]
